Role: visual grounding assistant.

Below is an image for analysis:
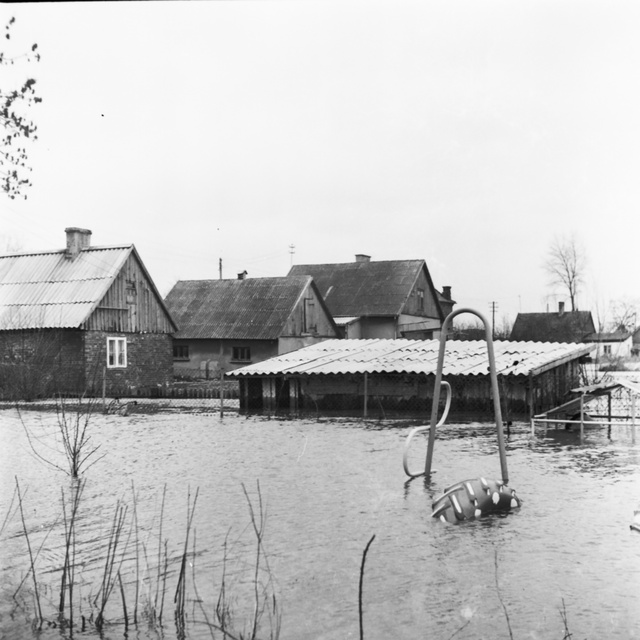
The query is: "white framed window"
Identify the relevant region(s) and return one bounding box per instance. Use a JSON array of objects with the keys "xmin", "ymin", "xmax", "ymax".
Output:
[{"xmin": 107, "ymin": 337, "xmax": 127, "ymax": 368}]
